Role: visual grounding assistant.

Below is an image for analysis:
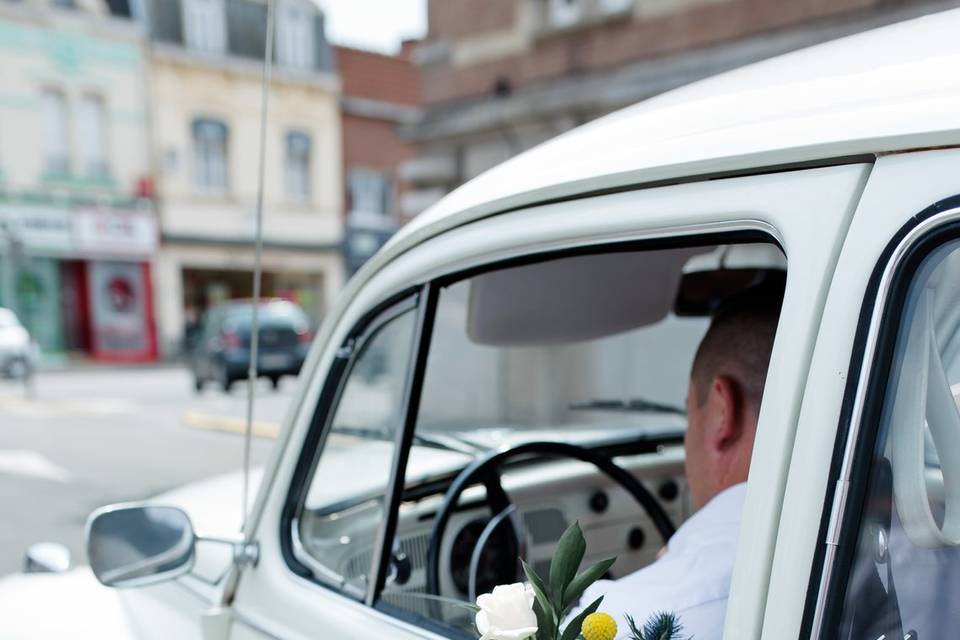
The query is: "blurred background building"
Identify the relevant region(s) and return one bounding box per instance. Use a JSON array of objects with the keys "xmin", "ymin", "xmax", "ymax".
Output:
[
  {"xmin": 139, "ymin": 0, "xmax": 343, "ymax": 356},
  {"xmin": 4, "ymin": 0, "xmax": 960, "ymax": 362},
  {"xmin": 337, "ymin": 43, "xmax": 420, "ymax": 276},
  {"xmin": 401, "ymin": 0, "xmax": 957, "ymax": 214},
  {"xmin": 0, "ymin": 0, "xmax": 158, "ymax": 363}
]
